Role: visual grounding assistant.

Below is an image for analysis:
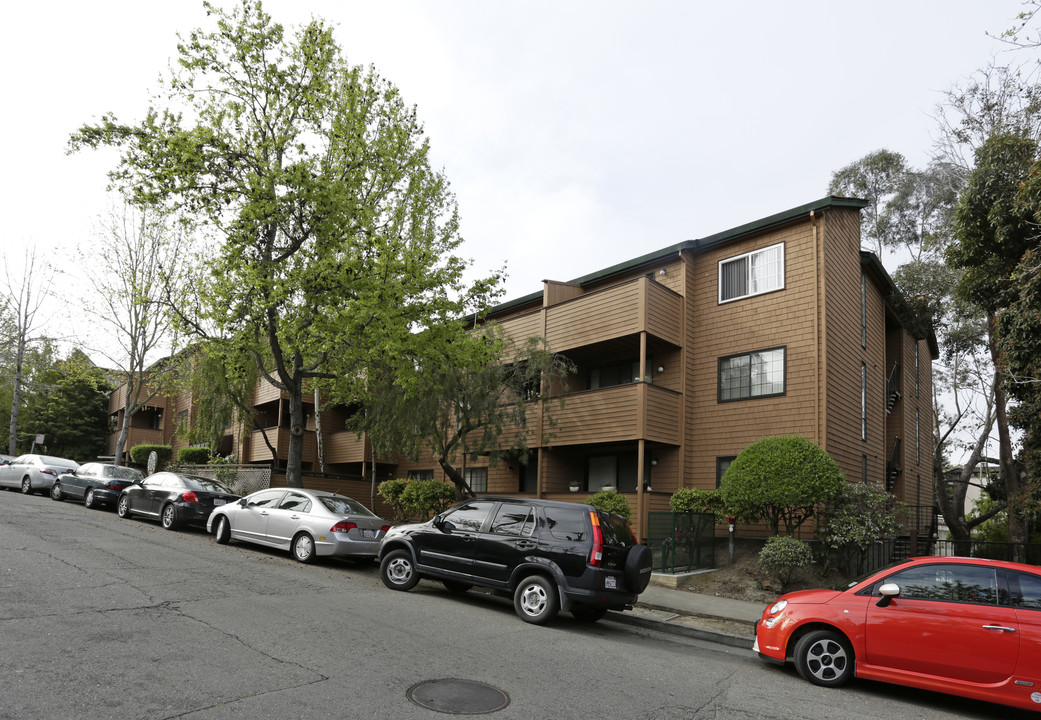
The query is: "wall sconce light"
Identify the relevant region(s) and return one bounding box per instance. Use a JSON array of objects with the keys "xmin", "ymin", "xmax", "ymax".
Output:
[
  {"xmin": 651, "ymin": 457, "xmax": 658, "ymax": 466},
  {"xmin": 657, "ymin": 365, "xmax": 665, "ymax": 374},
  {"xmin": 658, "ymin": 268, "xmax": 667, "ymax": 276},
  {"xmin": 569, "ymin": 481, "xmax": 580, "ymax": 493}
]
